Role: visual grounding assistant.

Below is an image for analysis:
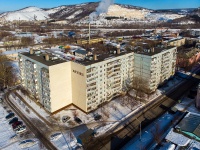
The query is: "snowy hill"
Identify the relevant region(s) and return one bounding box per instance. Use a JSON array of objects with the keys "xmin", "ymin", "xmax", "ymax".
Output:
[
  {"xmin": 0, "ymin": 6, "xmax": 49, "ymax": 21},
  {"xmin": 0, "ymin": 2, "xmax": 195, "ymax": 23},
  {"xmin": 106, "ymin": 4, "xmax": 151, "ymax": 20}
]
